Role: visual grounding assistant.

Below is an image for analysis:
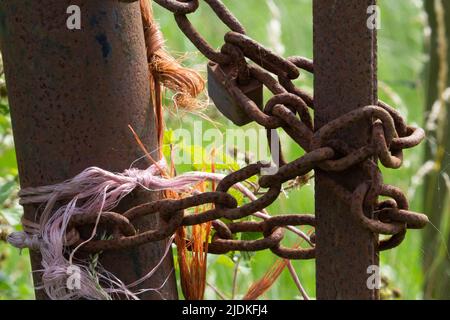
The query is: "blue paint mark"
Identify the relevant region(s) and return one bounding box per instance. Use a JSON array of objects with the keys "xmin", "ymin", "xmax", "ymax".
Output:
[
  {"xmin": 95, "ymin": 34, "xmax": 112, "ymax": 59},
  {"xmin": 89, "ymin": 15, "xmax": 99, "ymax": 28}
]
